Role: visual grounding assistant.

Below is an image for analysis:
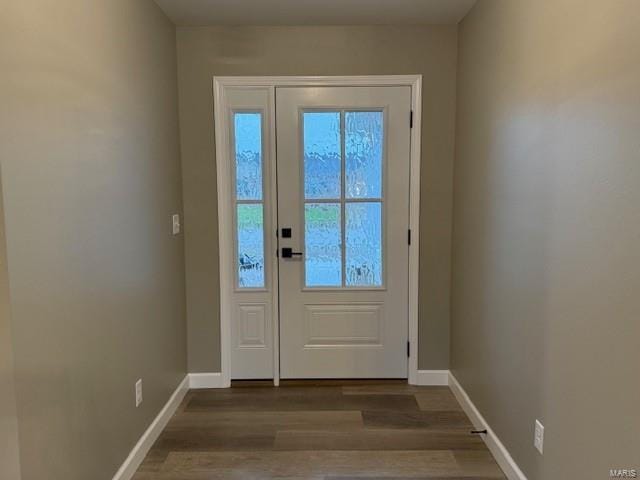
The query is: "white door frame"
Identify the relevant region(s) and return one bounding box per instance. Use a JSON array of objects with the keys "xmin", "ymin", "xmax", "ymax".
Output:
[{"xmin": 213, "ymin": 75, "xmax": 422, "ymax": 387}]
